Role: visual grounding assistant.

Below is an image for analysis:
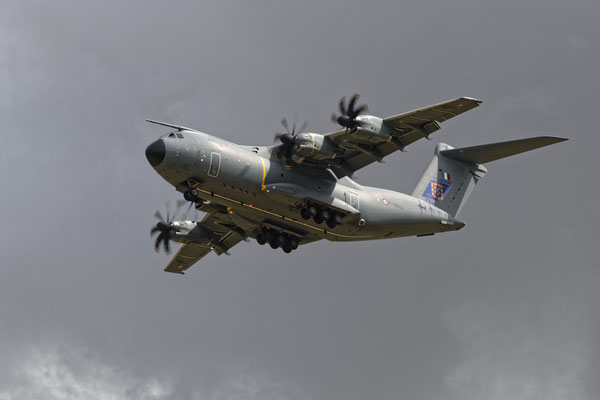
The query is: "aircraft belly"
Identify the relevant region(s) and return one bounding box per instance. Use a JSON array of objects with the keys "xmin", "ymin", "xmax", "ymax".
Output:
[{"xmin": 349, "ymin": 189, "xmax": 461, "ymax": 239}]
